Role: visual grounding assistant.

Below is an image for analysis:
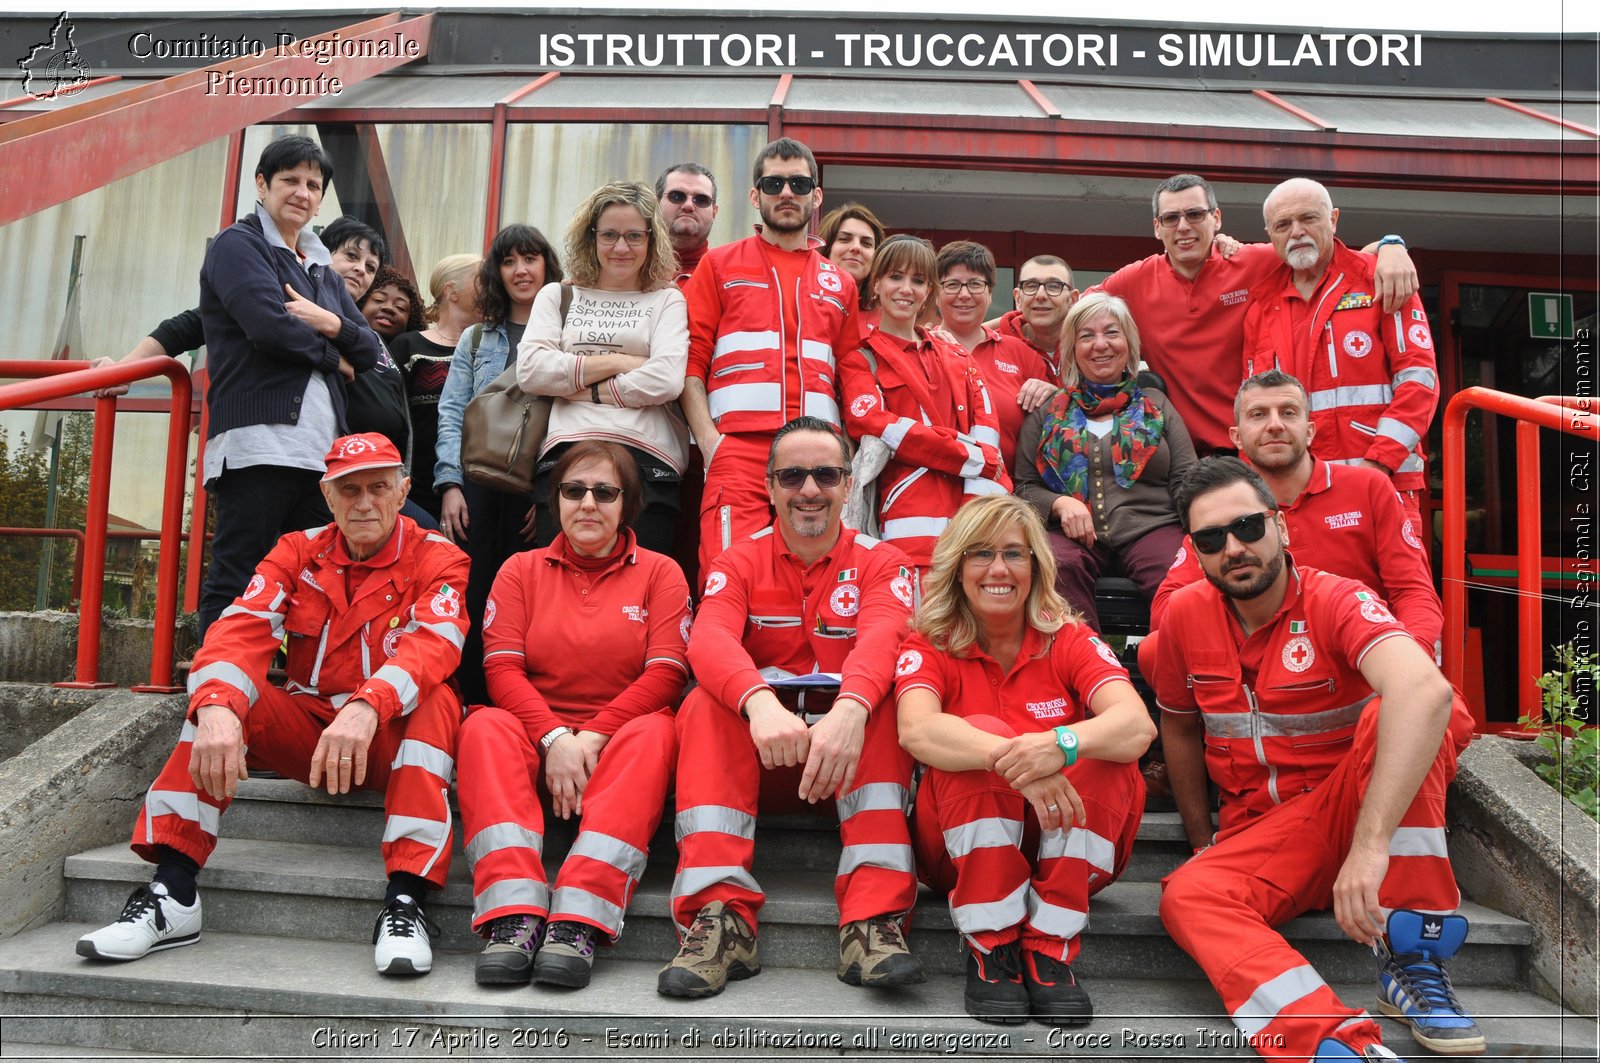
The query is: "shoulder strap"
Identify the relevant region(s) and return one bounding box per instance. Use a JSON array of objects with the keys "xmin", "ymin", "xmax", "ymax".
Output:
[
  {"xmin": 558, "ymin": 282, "xmax": 574, "ymax": 325},
  {"xmin": 469, "ymin": 323, "xmax": 484, "ymax": 355}
]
